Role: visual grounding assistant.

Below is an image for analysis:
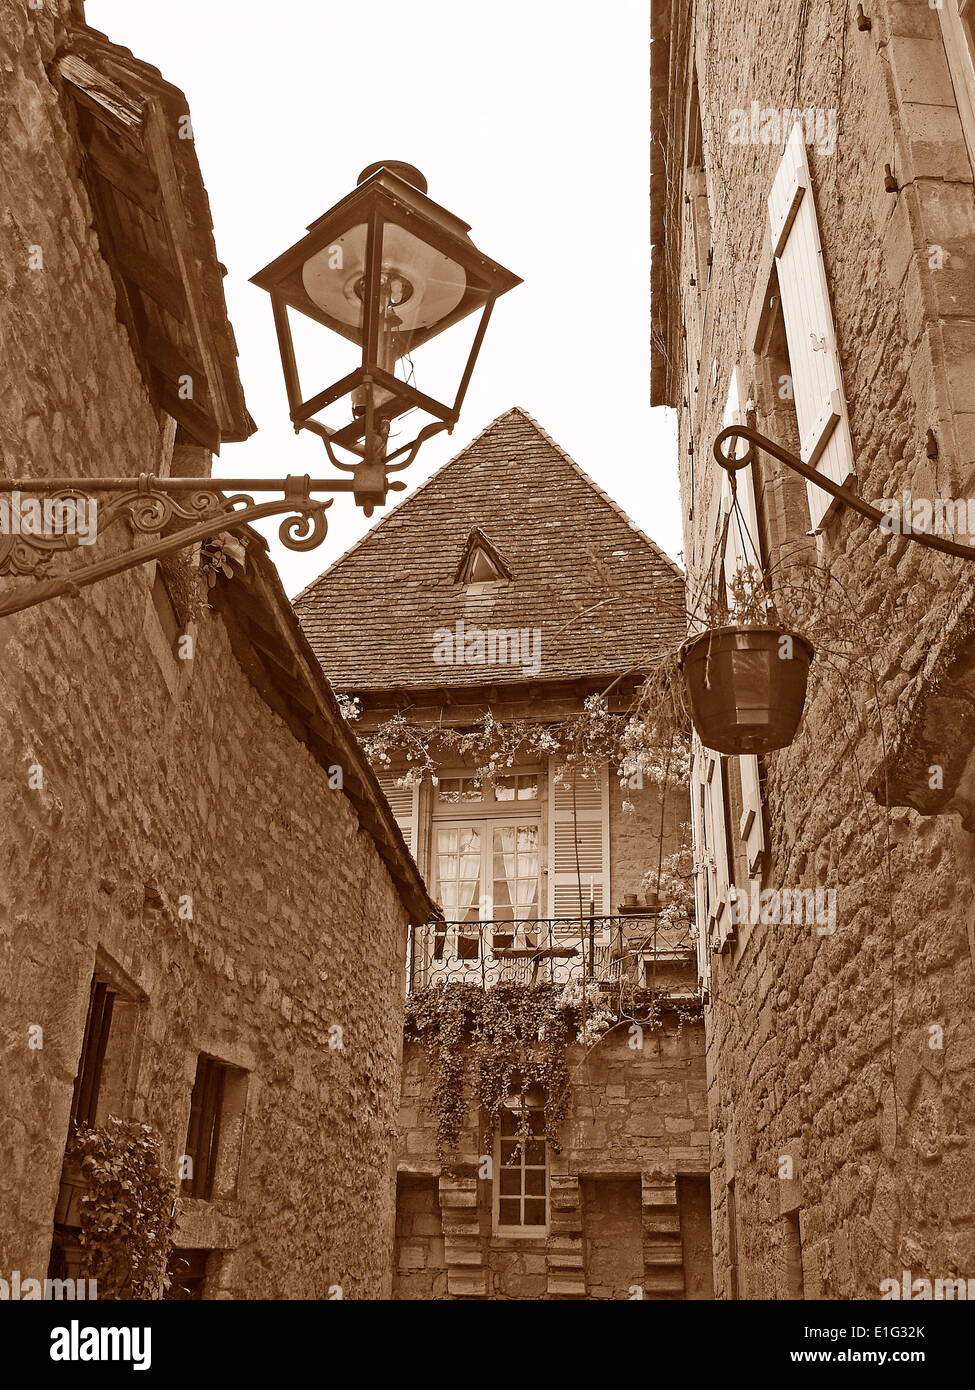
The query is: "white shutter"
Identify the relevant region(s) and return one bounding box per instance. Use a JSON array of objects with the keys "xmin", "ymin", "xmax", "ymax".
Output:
[
  {"xmin": 702, "ymin": 751, "xmax": 735, "ymax": 952},
  {"xmin": 768, "ymin": 122, "xmax": 854, "ymax": 531},
  {"xmin": 547, "ymin": 761, "xmax": 611, "ymax": 922},
  {"xmin": 690, "ymin": 751, "xmax": 711, "ymax": 989},
  {"xmin": 377, "ymin": 775, "xmax": 419, "ymax": 856},
  {"xmin": 720, "ymin": 372, "xmax": 767, "ymax": 882}
]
